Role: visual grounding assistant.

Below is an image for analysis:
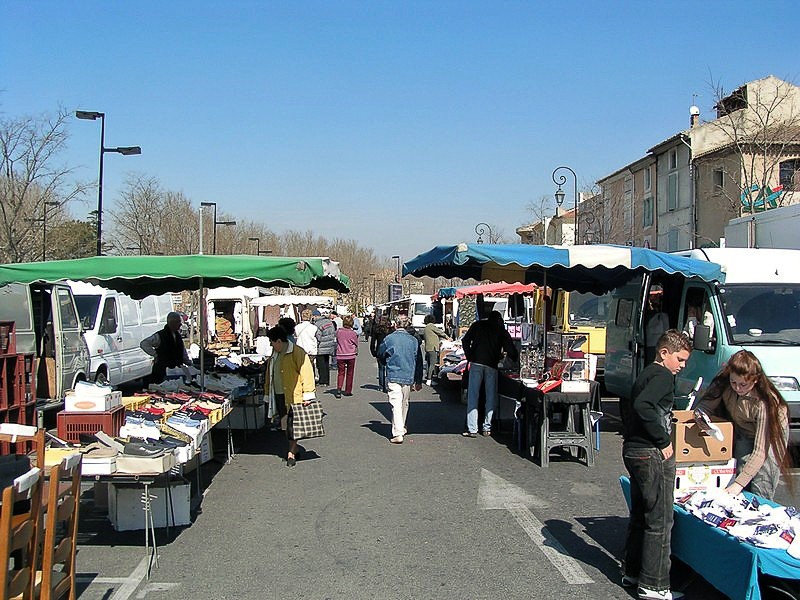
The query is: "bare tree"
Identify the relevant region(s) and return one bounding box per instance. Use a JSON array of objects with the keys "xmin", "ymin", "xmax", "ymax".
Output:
[
  {"xmin": 0, "ymin": 109, "xmax": 89, "ymax": 262},
  {"xmin": 701, "ymin": 76, "xmax": 800, "ymax": 215}
]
